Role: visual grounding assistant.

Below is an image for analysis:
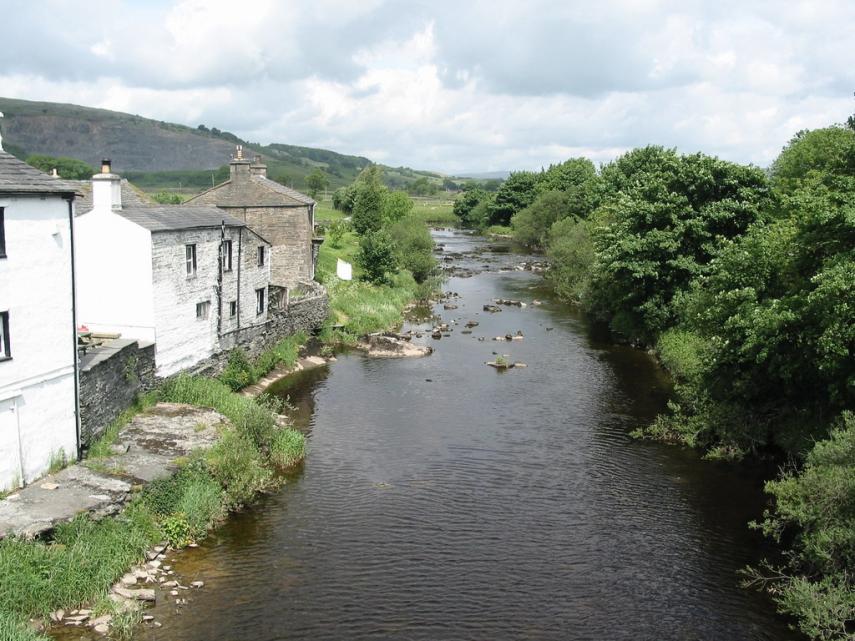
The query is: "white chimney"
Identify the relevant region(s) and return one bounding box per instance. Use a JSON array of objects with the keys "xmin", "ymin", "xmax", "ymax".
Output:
[{"xmin": 92, "ymin": 158, "xmax": 122, "ymax": 211}]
